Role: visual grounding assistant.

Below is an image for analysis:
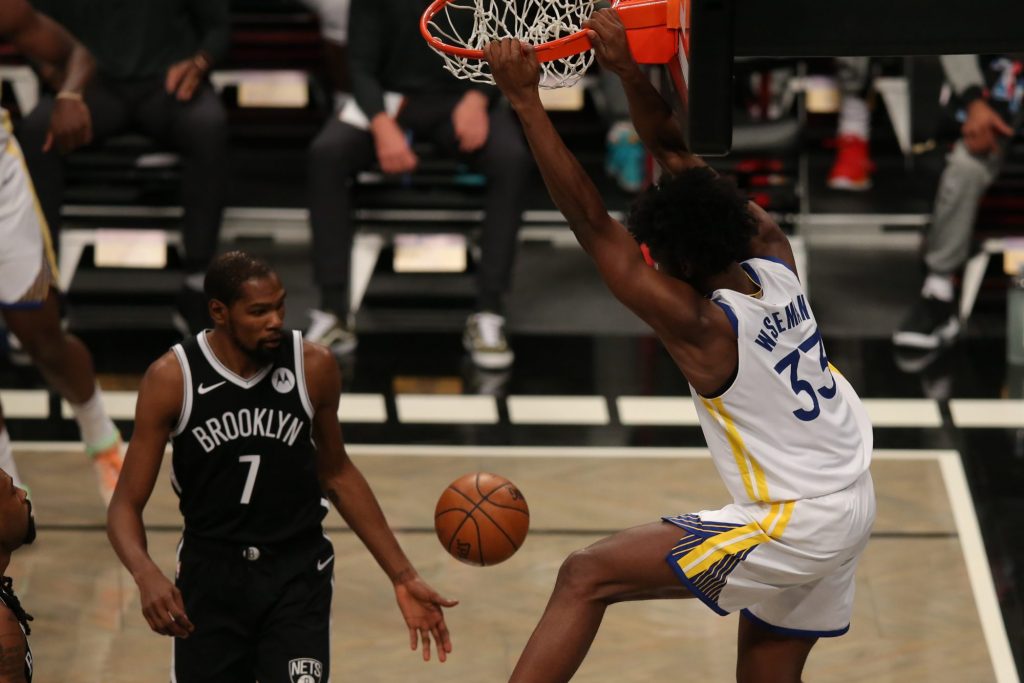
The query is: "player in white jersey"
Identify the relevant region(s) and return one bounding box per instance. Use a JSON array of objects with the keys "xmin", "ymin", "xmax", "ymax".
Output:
[
  {"xmin": 485, "ymin": 14, "xmax": 874, "ymax": 683},
  {"xmin": 0, "ymin": 0, "xmax": 124, "ymax": 505}
]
